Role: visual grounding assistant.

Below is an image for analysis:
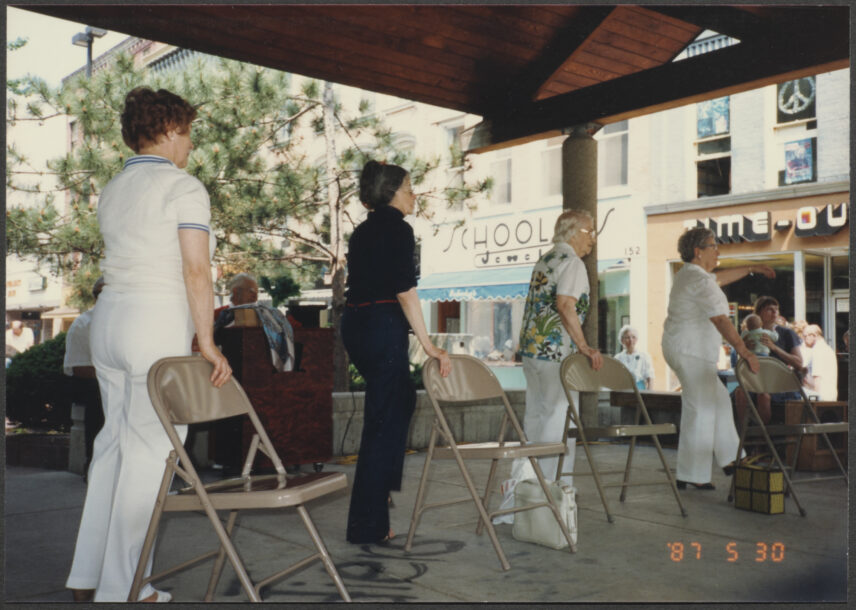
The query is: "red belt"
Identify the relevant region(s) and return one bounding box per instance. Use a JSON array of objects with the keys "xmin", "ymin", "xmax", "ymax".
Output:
[{"xmin": 346, "ymin": 299, "xmax": 398, "ymax": 308}]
